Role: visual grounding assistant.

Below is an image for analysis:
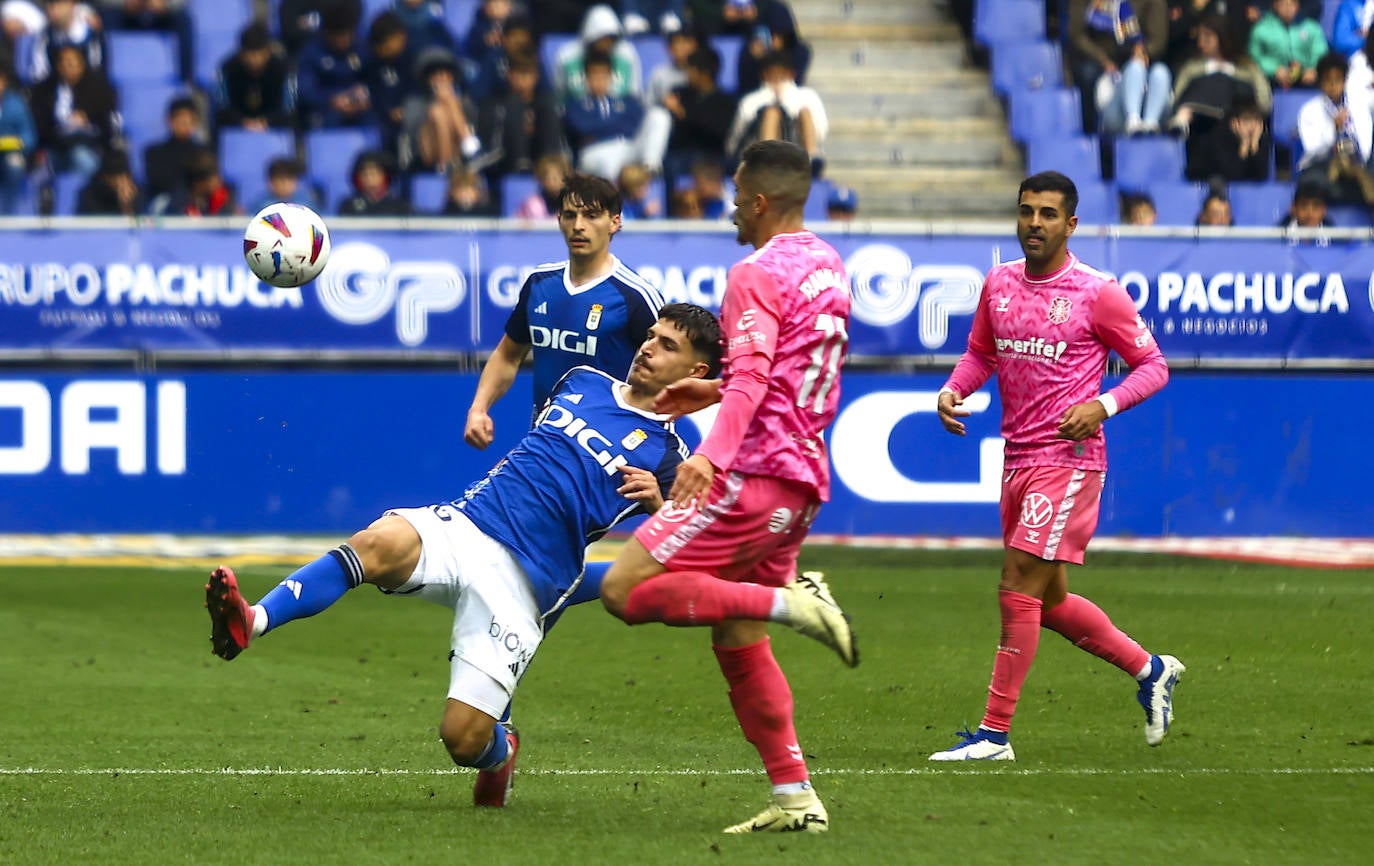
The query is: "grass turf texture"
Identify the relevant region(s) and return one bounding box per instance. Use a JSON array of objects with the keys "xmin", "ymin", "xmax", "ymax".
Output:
[{"xmin": 1, "ymin": 548, "xmax": 1371, "ymax": 865}]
